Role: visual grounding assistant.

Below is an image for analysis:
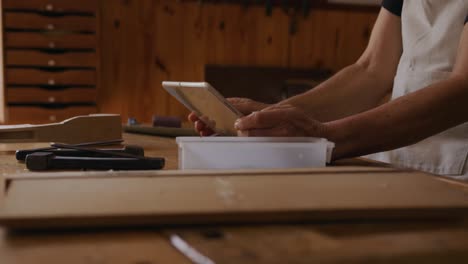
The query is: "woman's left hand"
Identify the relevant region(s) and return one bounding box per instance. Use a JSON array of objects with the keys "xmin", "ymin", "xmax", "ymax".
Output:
[{"xmin": 234, "ymin": 104, "xmax": 329, "ymax": 137}]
